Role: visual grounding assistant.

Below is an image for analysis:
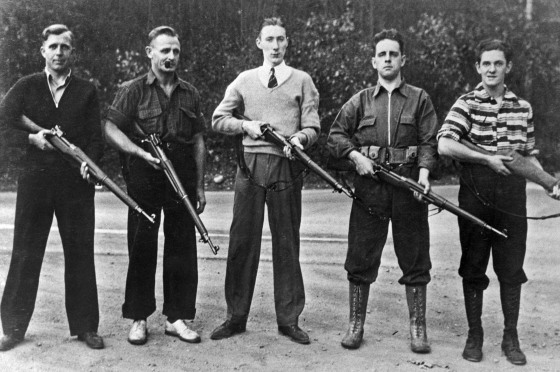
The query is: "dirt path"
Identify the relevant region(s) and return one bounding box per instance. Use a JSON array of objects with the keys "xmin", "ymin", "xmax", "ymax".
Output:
[{"xmin": 0, "ymin": 189, "xmax": 559, "ymax": 371}]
